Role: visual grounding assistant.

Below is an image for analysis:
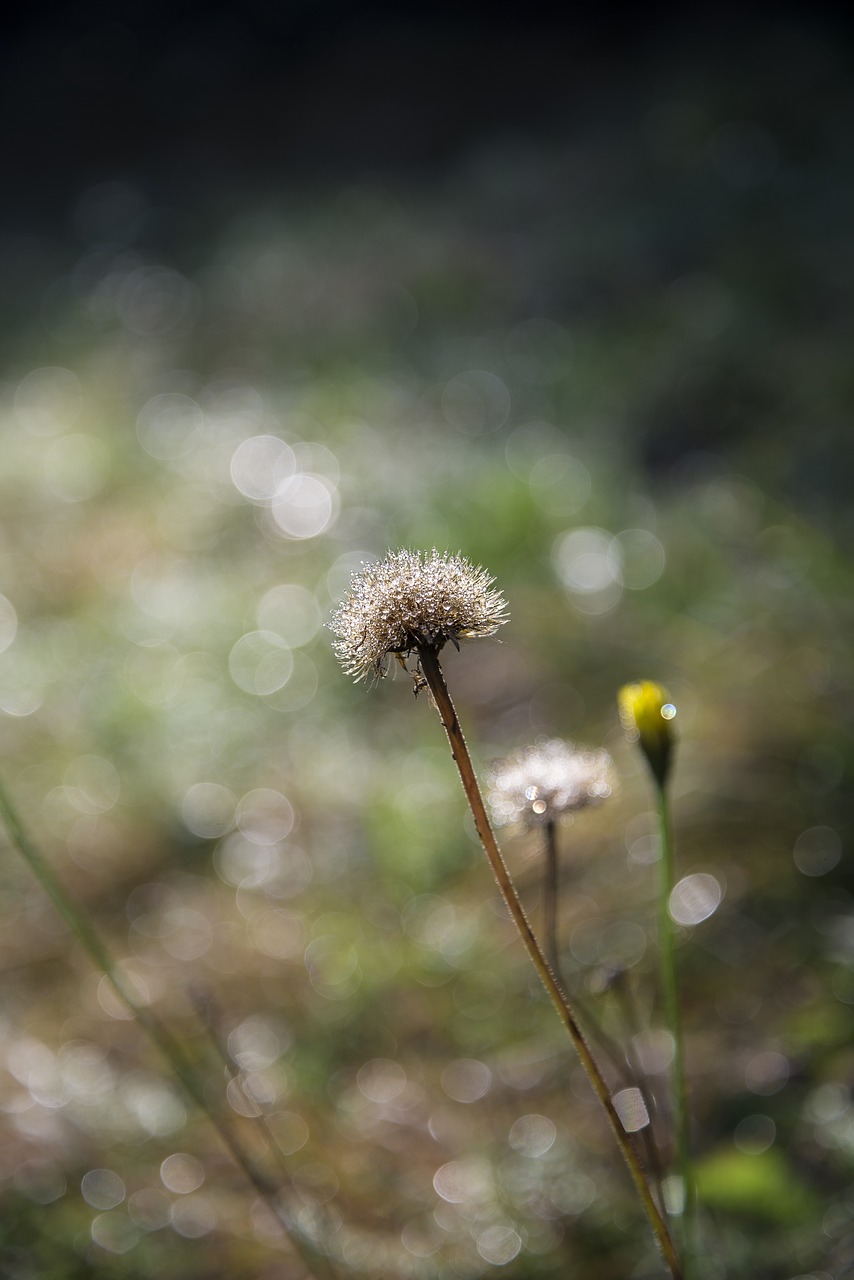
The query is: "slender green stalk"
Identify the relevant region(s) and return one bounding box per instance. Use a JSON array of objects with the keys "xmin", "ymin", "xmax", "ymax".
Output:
[
  {"xmin": 0, "ymin": 775, "xmax": 327, "ymax": 1279},
  {"xmin": 188, "ymin": 985, "xmax": 344, "ymax": 1279},
  {"xmin": 417, "ymin": 646, "xmax": 683, "ymax": 1280},
  {"xmin": 655, "ymin": 780, "xmax": 693, "ymax": 1266}
]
